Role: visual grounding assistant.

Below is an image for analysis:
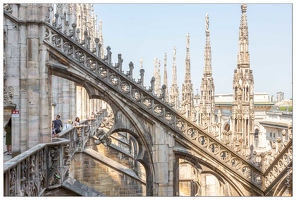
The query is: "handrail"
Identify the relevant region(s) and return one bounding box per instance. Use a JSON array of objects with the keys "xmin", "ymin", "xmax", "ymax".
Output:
[{"xmin": 3, "ymin": 116, "xmax": 101, "ymax": 196}]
